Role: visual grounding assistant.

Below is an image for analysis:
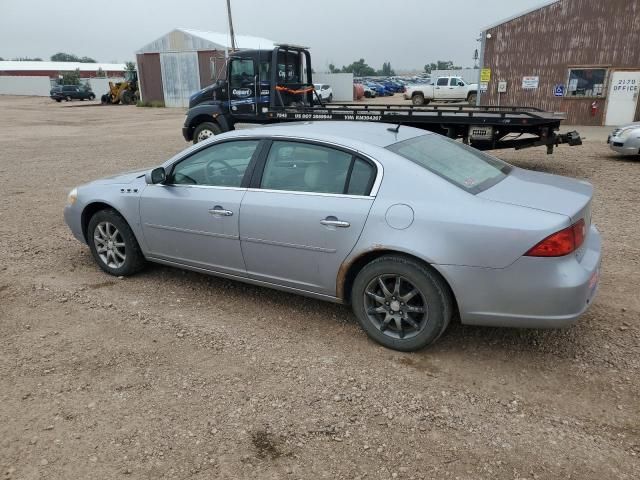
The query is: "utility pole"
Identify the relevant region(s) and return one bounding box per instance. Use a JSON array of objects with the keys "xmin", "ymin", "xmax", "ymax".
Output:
[{"xmin": 226, "ymin": 0, "xmax": 237, "ymax": 51}]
